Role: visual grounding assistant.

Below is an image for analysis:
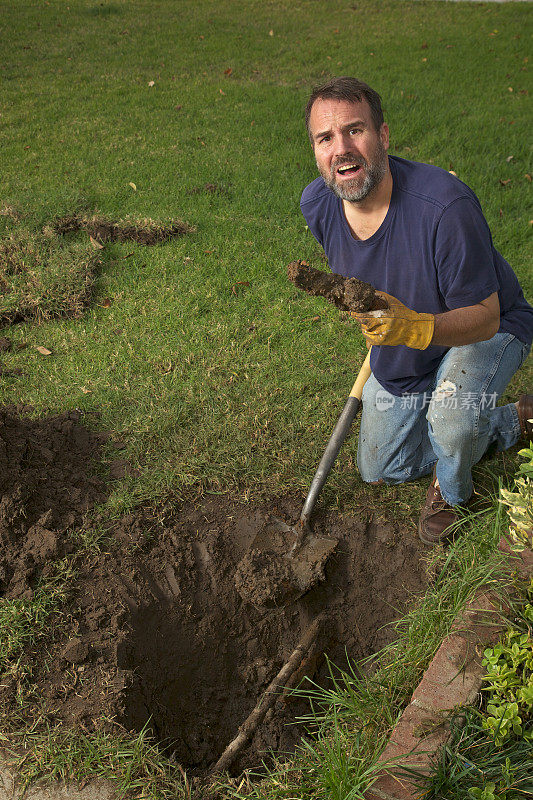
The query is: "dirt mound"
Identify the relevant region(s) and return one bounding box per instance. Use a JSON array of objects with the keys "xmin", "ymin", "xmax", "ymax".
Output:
[
  {"xmin": 0, "ymin": 407, "xmax": 106, "ymax": 599},
  {"xmin": 45, "ymin": 214, "xmax": 195, "ymax": 245},
  {"xmin": 0, "ymin": 408, "xmax": 428, "ymax": 779}
]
